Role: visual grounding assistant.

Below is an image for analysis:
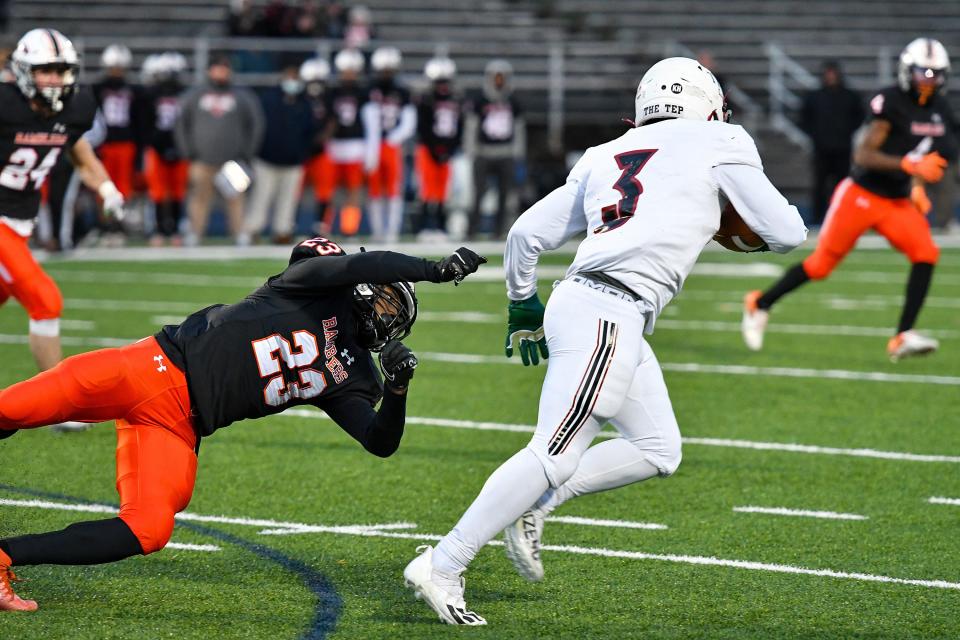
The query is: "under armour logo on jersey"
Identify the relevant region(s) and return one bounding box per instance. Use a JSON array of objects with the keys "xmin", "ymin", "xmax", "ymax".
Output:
[
  {"xmin": 52, "ymin": 123, "xmax": 66, "ymax": 133},
  {"xmin": 340, "ymin": 349, "xmax": 354, "ymax": 365},
  {"xmin": 154, "ymin": 355, "xmax": 167, "ymax": 373}
]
